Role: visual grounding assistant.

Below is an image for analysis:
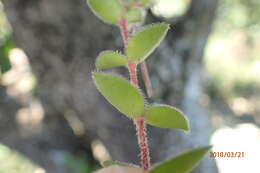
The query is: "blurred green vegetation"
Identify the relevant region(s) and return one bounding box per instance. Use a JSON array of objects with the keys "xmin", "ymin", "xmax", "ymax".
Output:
[
  {"xmin": 205, "ymin": 0, "xmax": 260, "ymax": 101},
  {"xmin": 0, "ymin": 144, "xmax": 39, "ymax": 173},
  {"xmin": 0, "ymin": 1, "xmax": 13, "ymax": 77},
  {"xmin": 0, "ymin": 36, "xmax": 15, "ymax": 75},
  {"xmin": 0, "ymin": 144, "xmax": 100, "ymax": 173},
  {"xmin": 65, "ymin": 152, "xmax": 100, "ymax": 173}
]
